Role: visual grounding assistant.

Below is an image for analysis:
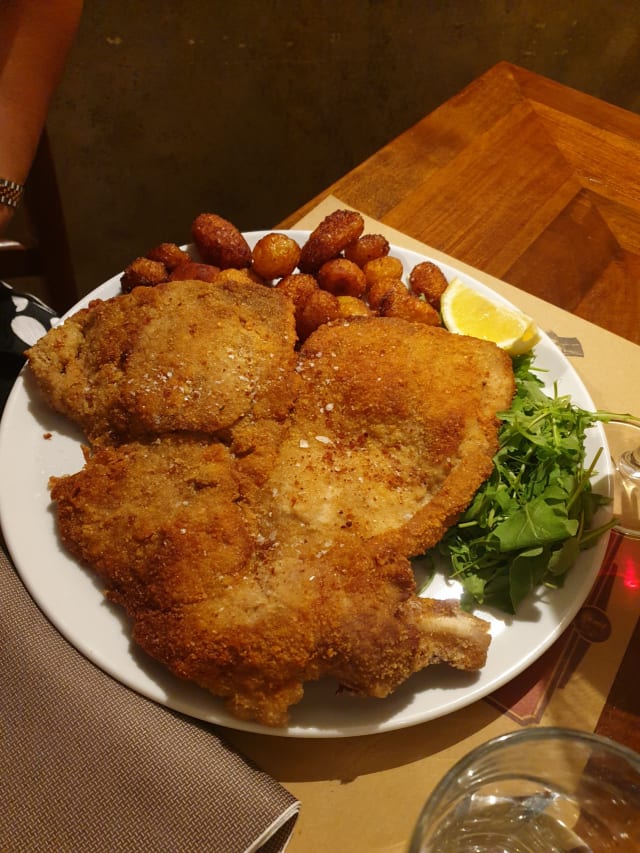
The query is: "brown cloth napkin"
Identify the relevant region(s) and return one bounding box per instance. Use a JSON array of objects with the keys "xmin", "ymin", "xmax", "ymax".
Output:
[{"xmin": 0, "ymin": 543, "xmax": 299, "ymax": 853}]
